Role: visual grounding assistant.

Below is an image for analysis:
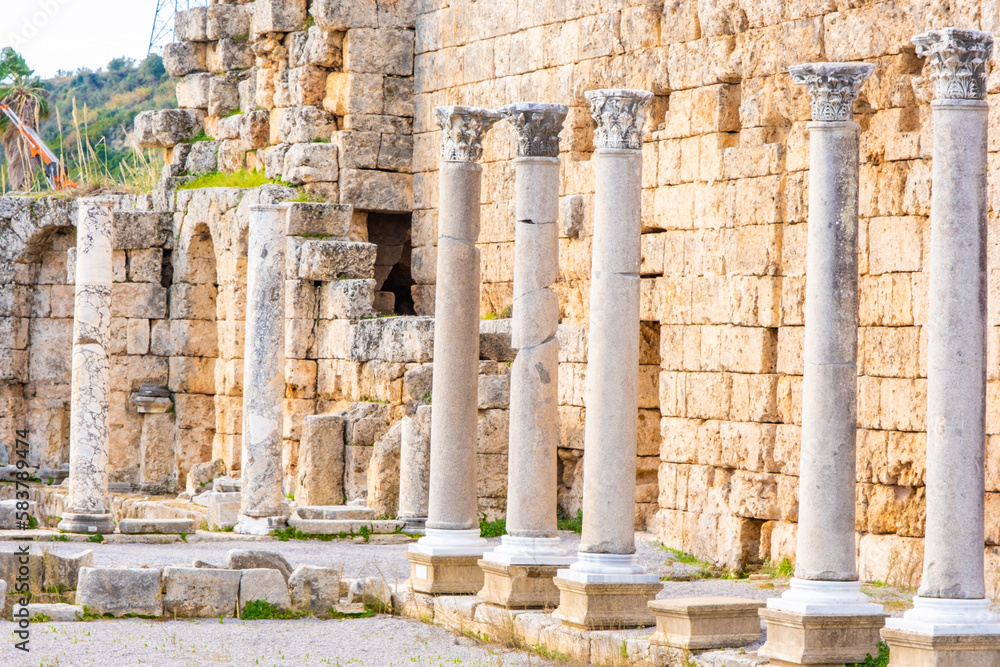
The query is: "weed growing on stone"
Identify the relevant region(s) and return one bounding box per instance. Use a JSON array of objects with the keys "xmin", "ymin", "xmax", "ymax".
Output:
[
  {"xmin": 183, "ymin": 129, "xmax": 213, "ymax": 143},
  {"xmin": 760, "ymin": 557, "xmax": 795, "ymax": 578},
  {"xmin": 847, "ymin": 640, "xmax": 890, "ymax": 667},
  {"xmin": 28, "ymin": 612, "xmax": 51, "ymax": 623},
  {"xmin": 87, "ymin": 534, "xmax": 104, "ymax": 543},
  {"xmin": 556, "ymin": 508, "xmax": 583, "ymax": 533},
  {"xmin": 178, "ymin": 169, "xmax": 283, "ymax": 191},
  {"xmin": 531, "ymin": 644, "xmax": 571, "ymax": 662},
  {"xmin": 479, "ymin": 515, "xmax": 505, "ymax": 538},
  {"xmin": 26, "ymin": 515, "xmax": 38, "ymax": 529},
  {"xmin": 50, "ymin": 534, "xmax": 71, "ymax": 542},
  {"xmin": 358, "ymin": 525, "xmax": 372, "ymax": 542},
  {"xmin": 240, "ymin": 600, "xmax": 307, "ymax": 620}
]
